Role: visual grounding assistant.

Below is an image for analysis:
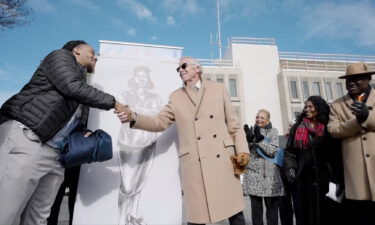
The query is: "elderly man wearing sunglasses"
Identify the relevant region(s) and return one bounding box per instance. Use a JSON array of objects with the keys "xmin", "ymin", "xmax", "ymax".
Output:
[{"xmin": 116, "ymin": 56, "xmax": 250, "ymax": 225}]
